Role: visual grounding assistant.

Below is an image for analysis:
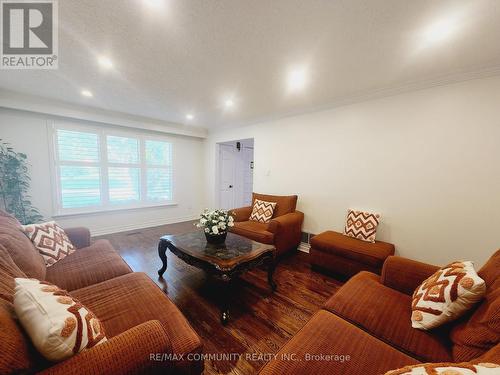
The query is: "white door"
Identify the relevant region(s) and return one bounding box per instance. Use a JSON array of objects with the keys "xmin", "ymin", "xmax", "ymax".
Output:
[
  {"xmin": 242, "ymin": 147, "xmax": 254, "ymax": 206},
  {"xmin": 219, "ymin": 144, "xmax": 235, "ymax": 210}
]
